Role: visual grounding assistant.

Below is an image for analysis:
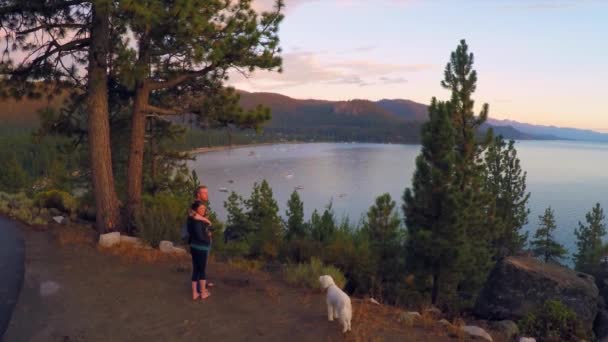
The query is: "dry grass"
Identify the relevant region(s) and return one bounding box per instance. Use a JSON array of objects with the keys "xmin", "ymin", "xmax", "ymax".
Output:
[
  {"xmin": 55, "ymin": 226, "xmax": 95, "ymax": 247},
  {"xmin": 227, "ymin": 257, "xmax": 264, "ymax": 274},
  {"xmin": 97, "ymin": 243, "xmax": 188, "ymax": 264}
]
